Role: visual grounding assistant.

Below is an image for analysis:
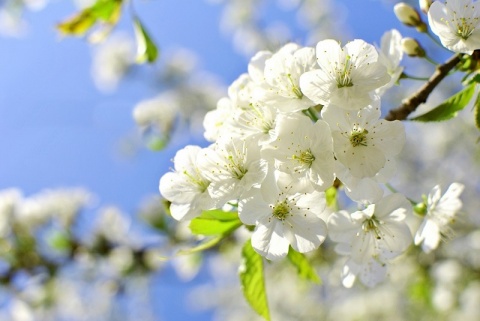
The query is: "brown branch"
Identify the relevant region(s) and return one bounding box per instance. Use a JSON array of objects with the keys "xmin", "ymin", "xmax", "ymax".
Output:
[{"xmin": 385, "ymin": 53, "xmax": 462, "ymax": 121}]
